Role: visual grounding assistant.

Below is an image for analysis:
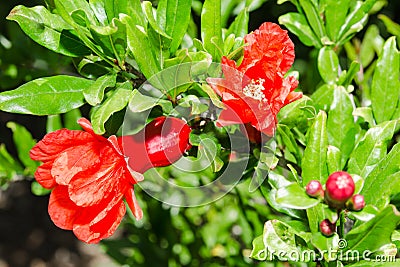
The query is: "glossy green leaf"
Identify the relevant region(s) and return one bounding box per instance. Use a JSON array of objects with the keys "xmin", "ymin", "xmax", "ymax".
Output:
[
  {"xmin": 277, "ymin": 125, "xmax": 301, "ymax": 164},
  {"xmin": 201, "ymin": 0, "xmax": 223, "ymax": 61},
  {"xmin": 250, "ymin": 220, "xmax": 309, "ymax": 261},
  {"xmin": 348, "ymin": 205, "xmax": 379, "ymax": 222},
  {"xmin": 302, "ymin": 110, "xmax": 328, "ymax": 185},
  {"xmin": 325, "ymin": 0, "xmax": 350, "ymax": 41},
  {"xmin": 327, "ymin": 86, "xmax": 356, "ymax": 168},
  {"xmin": 327, "ymin": 145, "xmax": 341, "ymax": 173},
  {"xmin": 353, "ymin": 107, "xmax": 374, "ymax": 127},
  {"xmin": 105, "ymin": 0, "xmax": 146, "ymax": 27},
  {"xmin": 311, "ymin": 232, "xmax": 339, "ymax": 261},
  {"xmin": 0, "ymin": 144, "xmax": 22, "ymax": 183},
  {"xmin": 157, "ymin": 0, "xmax": 192, "ymax": 53},
  {"xmin": 277, "ymin": 96, "xmax": 314, "ymax": 132},
  {"xmin": 340, "ymin": 61, "xmax": 361, "ymax": 86},
  {"xmin": 299, "ymin": 0, "xmax": 325, "ymax": 38},
  {"xmin": 279, "ymin": 12, "xmax": 321, "ymax": 48},
  {"xmin": 122, "ymin": 16, "xmax": 161, "ymax": 79},
  {"xmin": 318, "ymin": 47, "xmax": 339, "ymax": 84},
  {"xmin": 348, "ymin": 120, "xmax": 398, "ymax": 178},
  {"xmin": 31, "ymin": 181, "xmax": 51, "ymax": 196},
  {"xmin": 371, "ymin": 37, "xmax": 400, "ymax": 124},
  {"xmin": 7, "ymin": 5, "xmax": 90, "ymax": 57},
  {"xmin": 83, "ymin": 73, "xmax": 117, "ymax": 106},
  {"xmin": 361, "ymin": 143, "xmax": 400, "ymax": 209},
  {"xmin": 91, "ymin": 82, "xmax": 132, "ymax": 134},
  {"xmin": 6, "ymin": 122, "xmax": 38, "ymax": 171},
  {"xmin": 379, "ymin": 14, "xmax": 400, "ymax": 39},
  {"xmin": 311, "ymin": 84, "xmax": 335, "ymax": 111},
  {"xmin": 344, "ymin": 205, "xmax": 400, "ymax": 254},
  {"xmin": 64, "ymin": 109, "xmax": 83, "ymax": 130},
  {"xmin": 0, "ymin": 75, "xmax": 93, "ymax": 115},
  {"xmin": 226, "ymin": 8, "xmax": 249, "ymax": 38},
  {"xmin": 360, "ymin": 25, "xmax": 383, "ymax": 68},
  {"xmin": 336, "ymin": 0, "xmax": 377, "ymax": 45},
  {"xmin": 197, "ymin": 134, "xmax": 223, "ymax": 172},
  {"xmin": 276, "ymin": 183, "xmax": 320, "ymax": 209},
  {"xmin": 129, "ymin": 90, "xmax": 173, "ymax": 113},
  {"xmin": 46, "ymin": 115, "xmax": 62, "ymax": 133}
]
